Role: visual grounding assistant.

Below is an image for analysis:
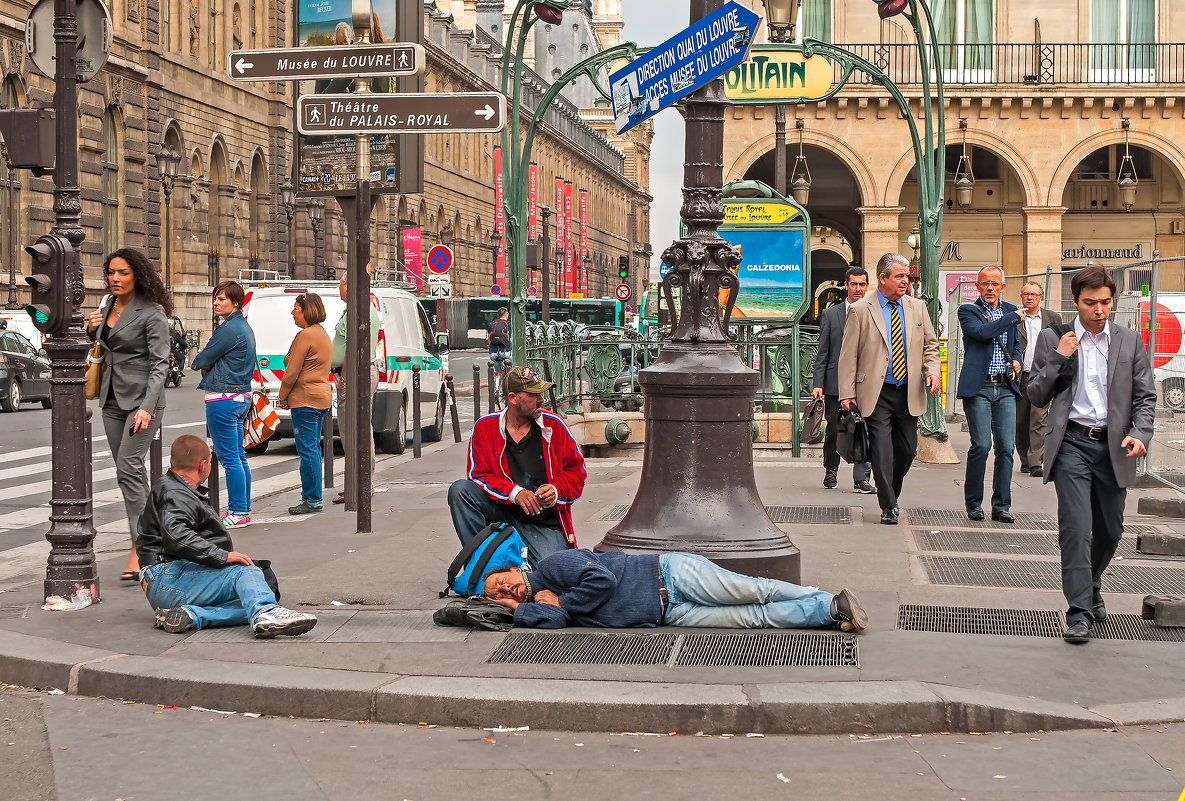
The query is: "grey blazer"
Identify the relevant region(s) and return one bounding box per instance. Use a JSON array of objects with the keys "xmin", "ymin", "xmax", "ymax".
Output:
[
  {"xmin": 811, "ymin": 301, "xmax": 847, "ymax": 397},
  {"xmin": 90, "ymin": 294, "xmax": 170, "ymax": 413},
  {"xmin": 1026, "ymin": 322, "xmax": 1156, "ymax": 489},
  {"xmin": 1017, "ymin": 307, "xmax": 1063, "ymax": 367}
]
